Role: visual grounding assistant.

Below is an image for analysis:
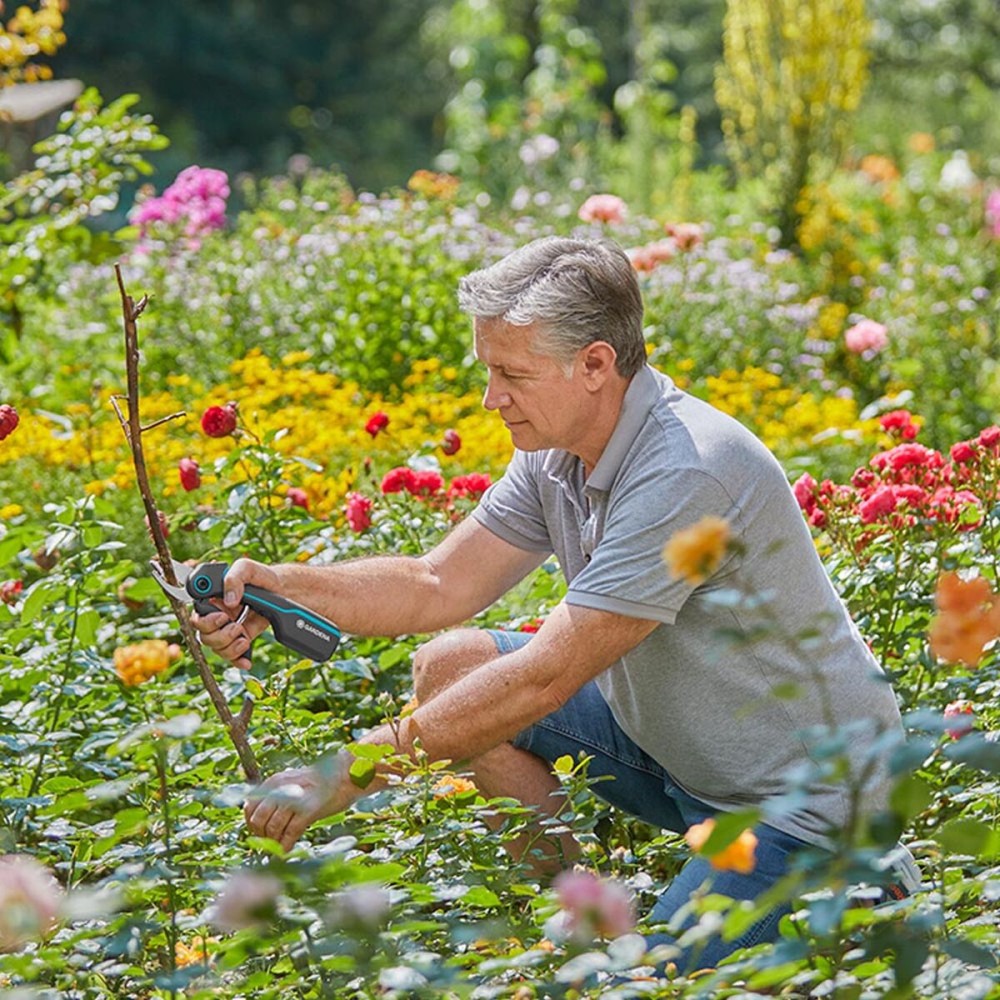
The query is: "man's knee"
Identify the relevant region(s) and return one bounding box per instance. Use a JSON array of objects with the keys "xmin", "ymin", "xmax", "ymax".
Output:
[{"xmin": 411, "ymin": 628, "xmax": 499, "ymax": 702}]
